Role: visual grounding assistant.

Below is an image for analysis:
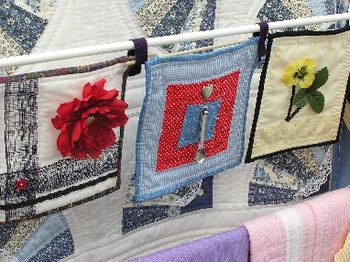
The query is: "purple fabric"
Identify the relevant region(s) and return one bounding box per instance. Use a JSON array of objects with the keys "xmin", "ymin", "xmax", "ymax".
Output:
[
  {"xmin": 257, "ymin": 21, "xmax": 269, "ymax": 59},
  {"xmin": 129, "ymin": 226, "xmax": 250, "ymax": 262}
]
